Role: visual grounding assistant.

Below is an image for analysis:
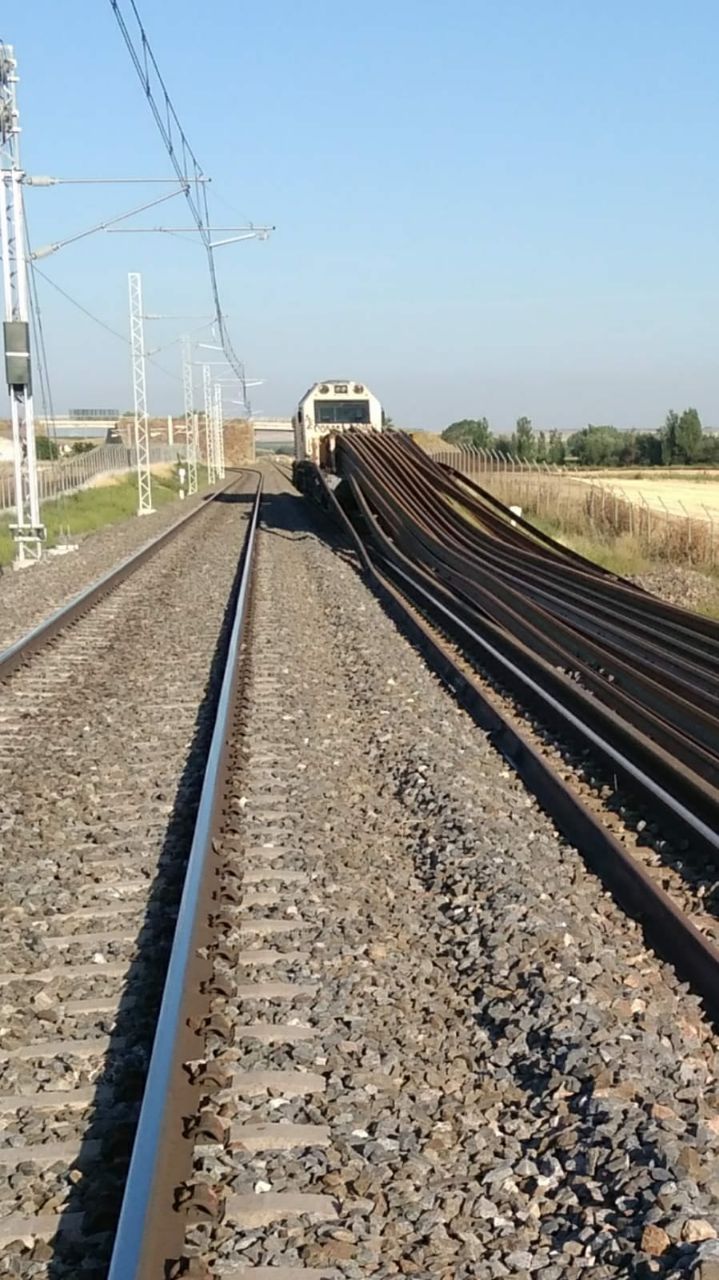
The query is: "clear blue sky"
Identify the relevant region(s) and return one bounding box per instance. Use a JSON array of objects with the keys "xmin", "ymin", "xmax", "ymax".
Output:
[{"xmin": 6, "ymin": 0, "xmax": 719, "ymax": 430}]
